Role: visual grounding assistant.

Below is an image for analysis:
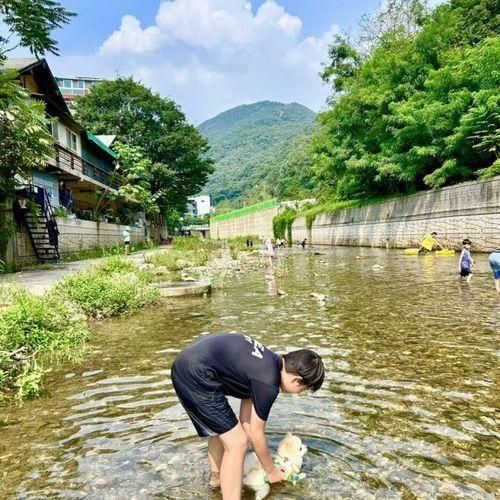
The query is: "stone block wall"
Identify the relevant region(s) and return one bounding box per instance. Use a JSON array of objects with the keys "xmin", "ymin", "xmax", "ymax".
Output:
[
  {"xmin": 5, "ymin": 217, "xmax": 146, "ymax": 267},
  {"xmin": 210, "ymin": 206, "xmax": 278, "ymax": 240},
  {"xmin": 292, "ymin": 177, "xmax": 500, "ymax": 252},
  {"xmin": 56, "ymin": 218, "xmax": 144, "ymax": 255}
]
